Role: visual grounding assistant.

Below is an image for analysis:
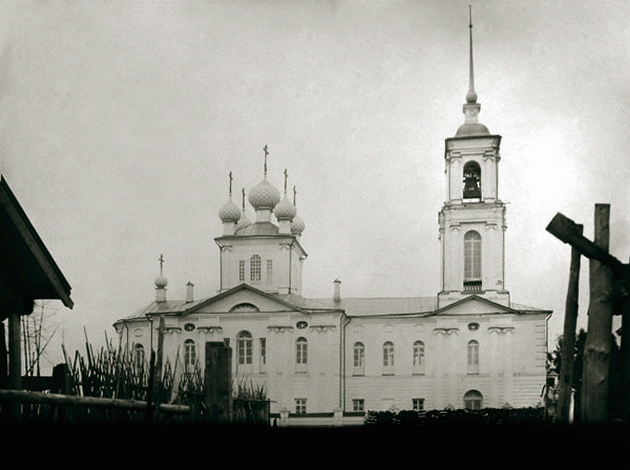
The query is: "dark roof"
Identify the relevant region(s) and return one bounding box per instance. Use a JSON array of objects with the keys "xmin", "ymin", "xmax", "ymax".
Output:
[{"xmin": 1, "ymin": 175, "xmax": 73, "ymax": 316}]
